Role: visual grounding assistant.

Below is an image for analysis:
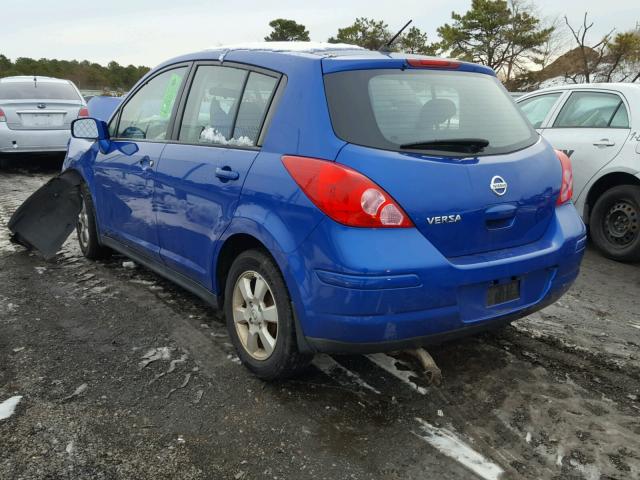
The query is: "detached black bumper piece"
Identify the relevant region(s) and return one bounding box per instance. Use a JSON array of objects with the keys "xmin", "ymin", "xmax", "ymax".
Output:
[{"xmin": 8, "ymin": 171, "xmax": 82, "ymax": 260}]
